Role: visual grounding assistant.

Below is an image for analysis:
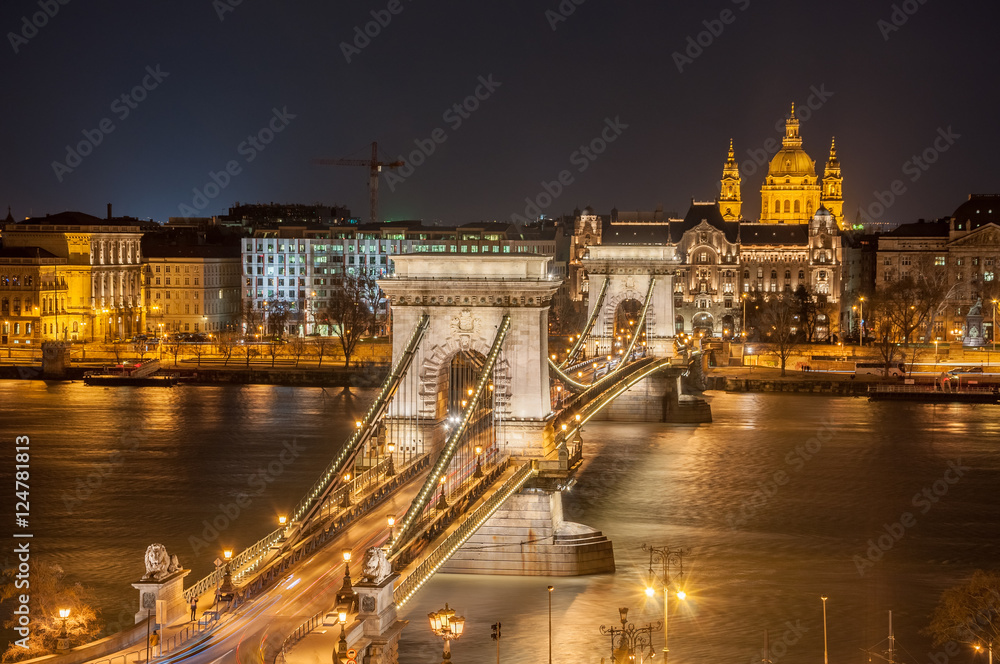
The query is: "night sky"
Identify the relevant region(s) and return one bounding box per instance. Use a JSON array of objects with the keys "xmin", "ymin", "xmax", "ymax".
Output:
[{"xmin": 3, "ymin": 0, "xmax": 998, "ymax": 226}]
